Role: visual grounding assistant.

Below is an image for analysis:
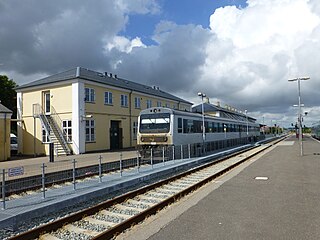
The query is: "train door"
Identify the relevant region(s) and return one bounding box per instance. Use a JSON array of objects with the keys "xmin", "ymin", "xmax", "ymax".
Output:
[{"xmin": 110, "ymin": 120, "xmax": 122, "ymax": 150}]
